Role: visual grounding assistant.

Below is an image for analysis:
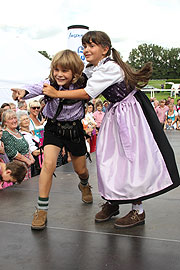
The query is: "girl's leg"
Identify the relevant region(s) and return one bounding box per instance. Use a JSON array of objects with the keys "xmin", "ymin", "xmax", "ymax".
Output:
[
  {"xmin": 31, "ymin": 145, "xmax": 60, "ymax": 230},
  {"xmin": 70, "ymin": 154, "xmax": 93, "ymax": 204}
]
